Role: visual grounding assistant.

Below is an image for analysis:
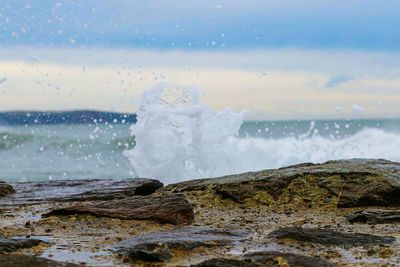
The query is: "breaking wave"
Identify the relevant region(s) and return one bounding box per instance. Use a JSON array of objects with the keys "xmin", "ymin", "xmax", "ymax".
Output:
[{"xmin": 124, "ymin": 85, "xmax": 400, "ymax": 184}]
